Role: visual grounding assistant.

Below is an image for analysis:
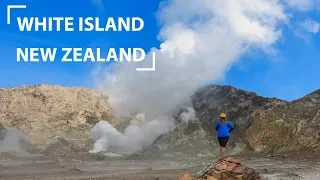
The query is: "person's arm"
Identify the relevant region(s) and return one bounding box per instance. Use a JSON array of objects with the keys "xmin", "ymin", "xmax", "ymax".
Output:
[
  {"xmin": 228, "ymin": 122, "xmax": 234, "ymax": 133},
  {"xmin": 215, "ymin": 121, "xmax": 220, "ymax": 131}
]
